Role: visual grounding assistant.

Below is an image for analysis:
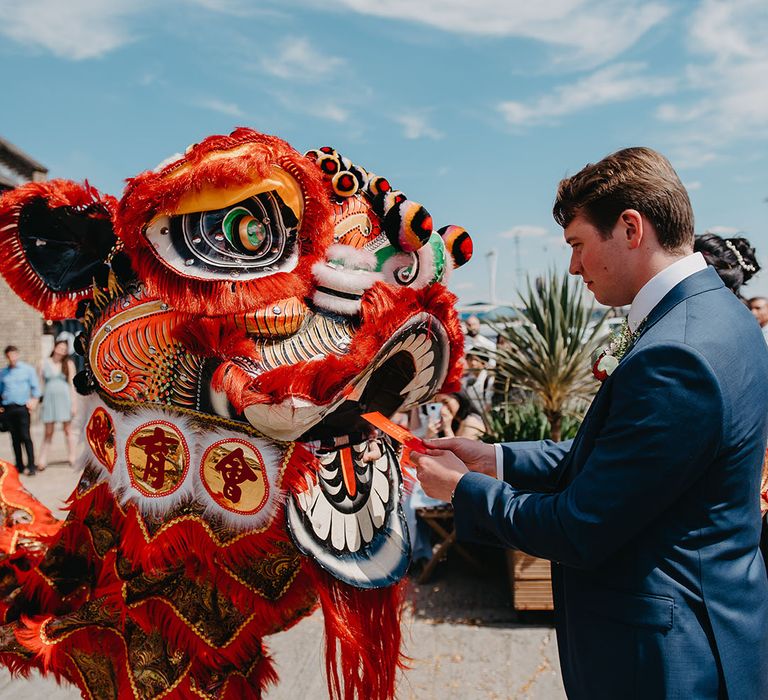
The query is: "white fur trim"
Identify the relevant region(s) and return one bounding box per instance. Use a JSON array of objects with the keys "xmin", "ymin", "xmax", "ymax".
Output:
[
  {"xmin": 311, "ymin": 288, "xmax": 363, "ymax": 316},
  {"xmin": 325, "ymin": 244, "xmax": 378, "ymax": 271},
  {"xmin": 79, "ymin": 395, "xmax": 290, "ymax": 529},
  {"xmin": 312, "ymin": 261, "xmax": 381, "ymax": 295}
]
